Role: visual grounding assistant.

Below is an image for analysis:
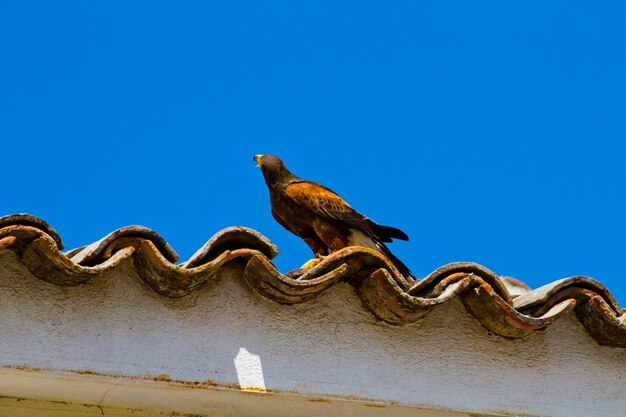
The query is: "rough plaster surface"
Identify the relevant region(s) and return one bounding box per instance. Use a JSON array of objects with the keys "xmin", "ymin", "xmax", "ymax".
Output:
[{"xmin": 0, "ymin": 250, "xmax": 625, "ymax": 417}]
